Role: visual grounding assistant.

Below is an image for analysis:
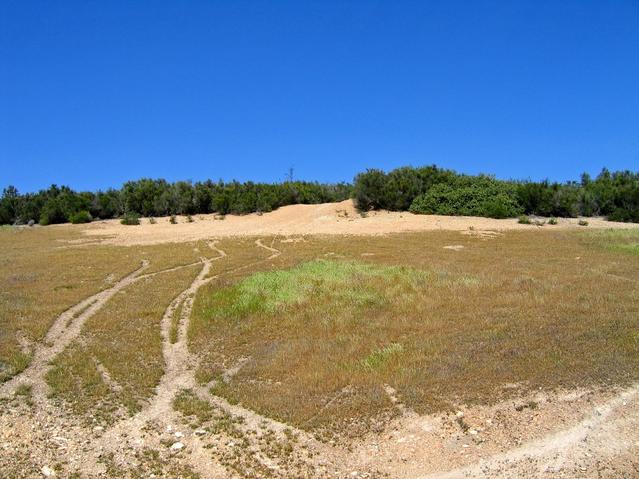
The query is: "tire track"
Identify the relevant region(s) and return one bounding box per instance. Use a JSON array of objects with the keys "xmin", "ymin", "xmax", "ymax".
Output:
[
  {"xmin": 421, "ymin": 383, "xmax": 639, "ymax": 478},
  {"xmin": 91, "ymin": 239, "xmax": 333, "ymax": 478},
  {"xmin": 0, "ymin": 260, "xmax": 150, "ymax": 401}
]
